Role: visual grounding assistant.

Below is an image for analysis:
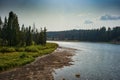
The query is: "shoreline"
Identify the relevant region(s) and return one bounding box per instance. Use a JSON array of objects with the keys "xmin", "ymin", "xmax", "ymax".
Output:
[
  {"xmin": 0, "ymin": 47, "xmax": 75, "ymax": 80},
  {"xmin": 48, "ymin": 40, "xmax": 120, "ymax": 45}
]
